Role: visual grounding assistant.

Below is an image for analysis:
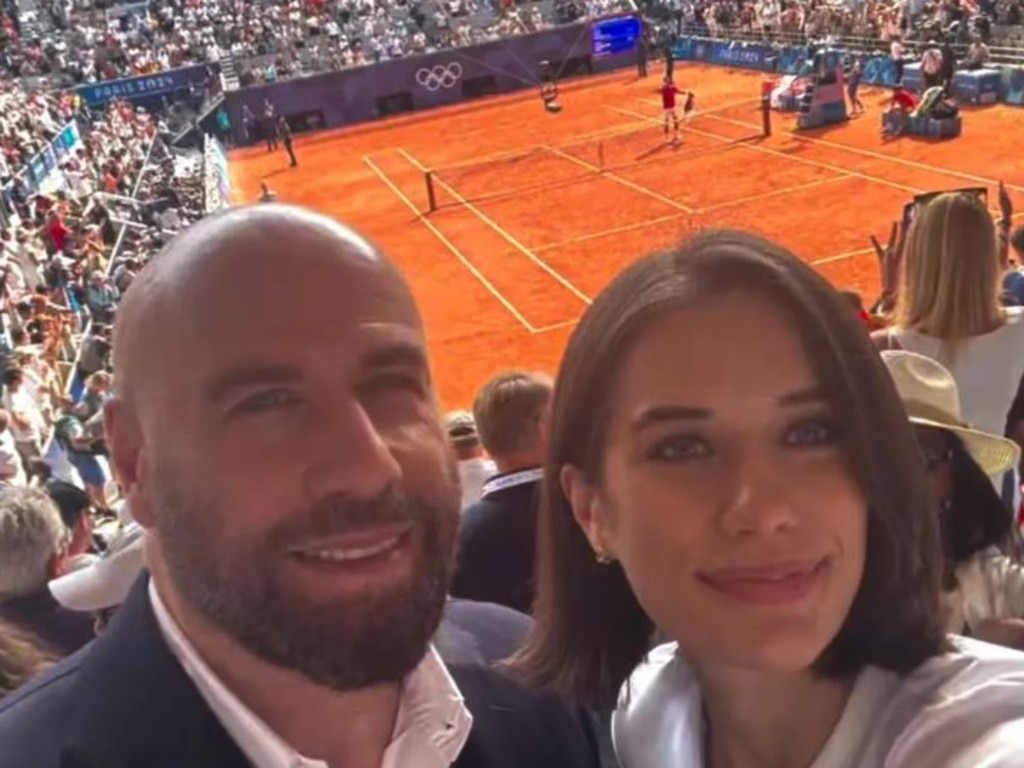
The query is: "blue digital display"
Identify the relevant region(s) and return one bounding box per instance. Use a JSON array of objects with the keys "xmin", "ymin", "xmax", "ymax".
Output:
[{"xmin": 591, "ymin": 15, "xmax": 642, "ymax": 59}]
